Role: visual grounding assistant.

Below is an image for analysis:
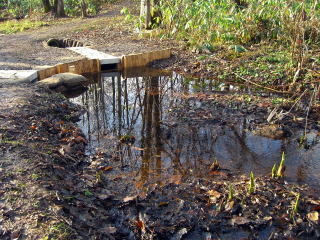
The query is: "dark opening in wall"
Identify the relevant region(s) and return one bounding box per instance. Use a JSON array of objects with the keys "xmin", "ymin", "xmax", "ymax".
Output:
[
  {"xmin": 47, "ymin": 38, "xmax": 86, "ymax": 48},
  {"xmin": 101, "ymin": 63, "xmax": 119, "ymax": 71}
]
